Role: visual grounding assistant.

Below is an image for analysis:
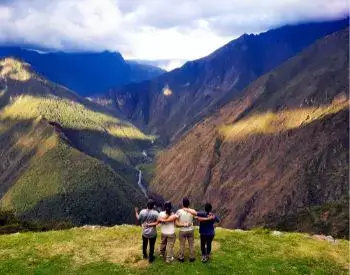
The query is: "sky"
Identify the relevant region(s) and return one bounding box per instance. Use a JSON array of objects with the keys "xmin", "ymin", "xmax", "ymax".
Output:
[{"xmin": 0, "ymin": 0, "xmax": 348, "ymax": 70}]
